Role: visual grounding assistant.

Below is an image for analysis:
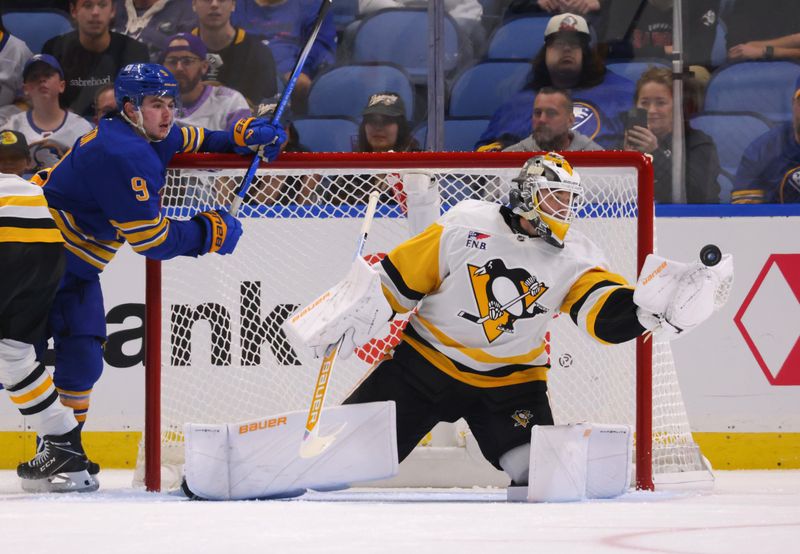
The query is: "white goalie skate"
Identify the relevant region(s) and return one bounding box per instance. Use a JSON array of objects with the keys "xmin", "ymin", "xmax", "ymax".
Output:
[{"xmin": 17, "ymin": 426, "xmax": 99, "ymax": 493}]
